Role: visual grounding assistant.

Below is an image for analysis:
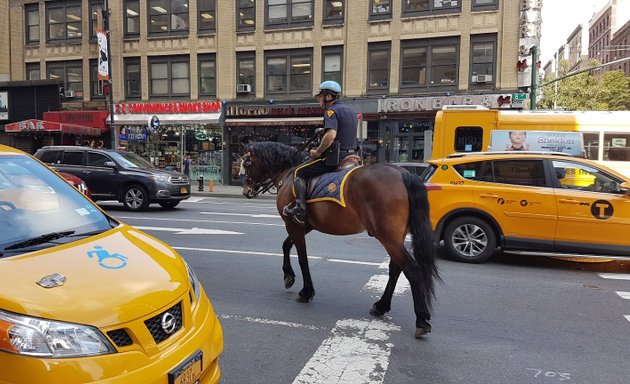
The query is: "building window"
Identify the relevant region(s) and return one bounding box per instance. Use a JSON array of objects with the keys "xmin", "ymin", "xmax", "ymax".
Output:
[
  {"xmin": 89, "ymin": 1, "xmax": 101, "ymax": 38},
  {"xmin": 25, "ymin": 3, "xmax": 39, "ymax": 44},
  {"xmin": 47, "ymin": 61, "xmax": 83, "ymax": 99},
  {"xmin": 399, "ymin": 38, "xmax": 458, "ymax": 90},
  {"xmin": 46, "ymin": 1, "xmax": 82, "ymax": 41},
  {"xmin": 367, "ymin": 42, "xmax": 390, "ymax": 91},
  {"xmin": 237, "ymin": 0, "xmax": 256, "ymax": 29},
  {"xmin": 237, "ymin": 53, "xmax": 255, "ymax": 96},
  {"xmin": 472, "ymin": 0, "xmax": 498, "ymax": 11},
  {"xmin": 323, "ymin": 0, "xmax": 344, "ymax": 24},
  {"xmin": 402, "ymin": 0, "xmax": 461, "ymax": 16},
  {"xmin": 90, "ymin": 60, "xmax": 105, "ymax": 99},
  {"xmin": 125, "ymin": 58, "xmax": 141, "ymax": 98},
  {"xmin": 199, "ymin": 55, "xmax": 216, "ymax": 96},
  {"xmin": 149, "ymin": 57, "xmax": 190, "ymax": 97},
  {"xmin": 370, "ymin": 0, "xmax": 391, "ymax": 19},
  {"xmin": 149, "ymin": 0, "xmax": 189, "ymax": 34},
  {"xmin": 26, "ymin": 63, "xmax": 40, "ymax": 80},
  {"xmin": 265, "ymin": 50, "xmax": 312, "ymax": 96},
  {"xmin": 198, "ymin": 0, "xmax": 215, "ymax": 32},
  {"xmin": 322, "ymin": 46, "xmax": 343, "ymax": 86},
  {"xmin": 266, "ymin": 0, "xmax": 314, "ymax": 27},
  {"xmin": 470, "ymin": 34, "xmax": 496, "ymax": 86},
  {"xmin": 125, "ymin": 0, "xmax": 140, "ymax": 36}
]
